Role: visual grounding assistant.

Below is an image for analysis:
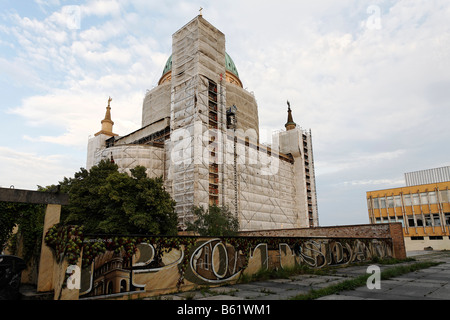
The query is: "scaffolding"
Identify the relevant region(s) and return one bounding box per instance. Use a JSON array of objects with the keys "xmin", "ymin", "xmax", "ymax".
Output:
[
  {"xmin": 86, "ymin": 15, "xmax": 319, "ymax": 231},
  {"xmin": 93, "ymin": 144, "xmax": 165, "ymax": 179}
]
